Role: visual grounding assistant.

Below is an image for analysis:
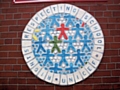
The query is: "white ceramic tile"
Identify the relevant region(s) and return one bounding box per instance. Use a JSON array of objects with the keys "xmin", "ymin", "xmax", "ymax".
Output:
[
  {"xmin": 70, "ymin": 5, "xmax": 79, "ymax": 16},
  {"xmin": 73, "ymin": 71, "xmax": 83, "ymax": 83},
  {"xmin": 79, "ymin": 67, "xmax": 89, "ymax": 79},
  {"xmin": 31, "ymin": 64, "xmax": 42, "ymax": 75},
  {"xmin": 27, "ymin": 58, "xmax": 38, "ymax": 69},
  {"xmin": 44, "ymin": 6, "xmax": 53, "ymax": 17},
  {"xmin": 38, "ymin": 9, "xmax": 47, "ymax": 20},
  {"xmin": 32, "ymin": 13, "xmax": 42, "ymax": 24},
  {"xmin": 65, "ymin": 4, "xmax": 72, "ymax": 14},
  {"xmin": 22, "ymin": 40, "xmax": 32, "ymax": 47},
  {"xmin": 24, "ymin": 52, "xmax": 35, "ymax": 62},
  {"xmin": 94, "ymin": 38, "xmax": 104, "ymax": 45},
  {"xmin": 81, "ymin": 12, "xmax": 92, "ymax": 23},
  {"xmin": 76, "ymin": 8, "xmax": 86, "ymax": 19},
  {"xmin": 88, "ymin": 57, "xmax": 100, "ymax": 68},
  {"xmin": 22, "ymin": 47, "xmax": 32, "ymax": 55},
  {"xmin": 90, "ymin": 23, "xmax": 101, "ymax": 32},
  {"xmin": 93, "ymin": 30, "xmax": 104, "ymax": 39},
  {"xmin": 37, "ymin": 68, "xmax": 48, "ymax": 80},
  {"xmin": 22, "ymin": 32, "xmax": 32, "ymax": 40},
  {"xmin": 60, "ymin": 74, "xmax": 67, "ymax": 85},
  {"xmin": 45, "ymin": 71, "xmax": 54, "ymax": 83},
  {"xmin": 87, "ymin": 17, "xmax": 97, "ymax": 27},
  {"xmin": 85, "ymin": 63, "xmax": 95, "ymax": 74},
  {"xmin": 93, "ymin": 45, "xmax": 104, "ymax": 53},
  {"xmin": 92, "ymin": 51, "xmax": 103, "ymax": 61},
  {"xmin": 52, "ymin": 73, "xmax": 60, "ymax": 85},
  {"xmin": 50, "ymin": 4, "xmax": 58, "ymax": 14},
  {"xmin": 24, "ymin": 25, "xmax": 34, "ymax": 34},
  {"xmin": 58, "ymin": 4, "xmax": 65, "ymax": 13},
  {"xmin": 28, "ymin": 19, "xmax": 38, "ymax": 29},
  {"xmin": 67, "ymin": 73, "xmax": 75, "ymax": 85}
]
